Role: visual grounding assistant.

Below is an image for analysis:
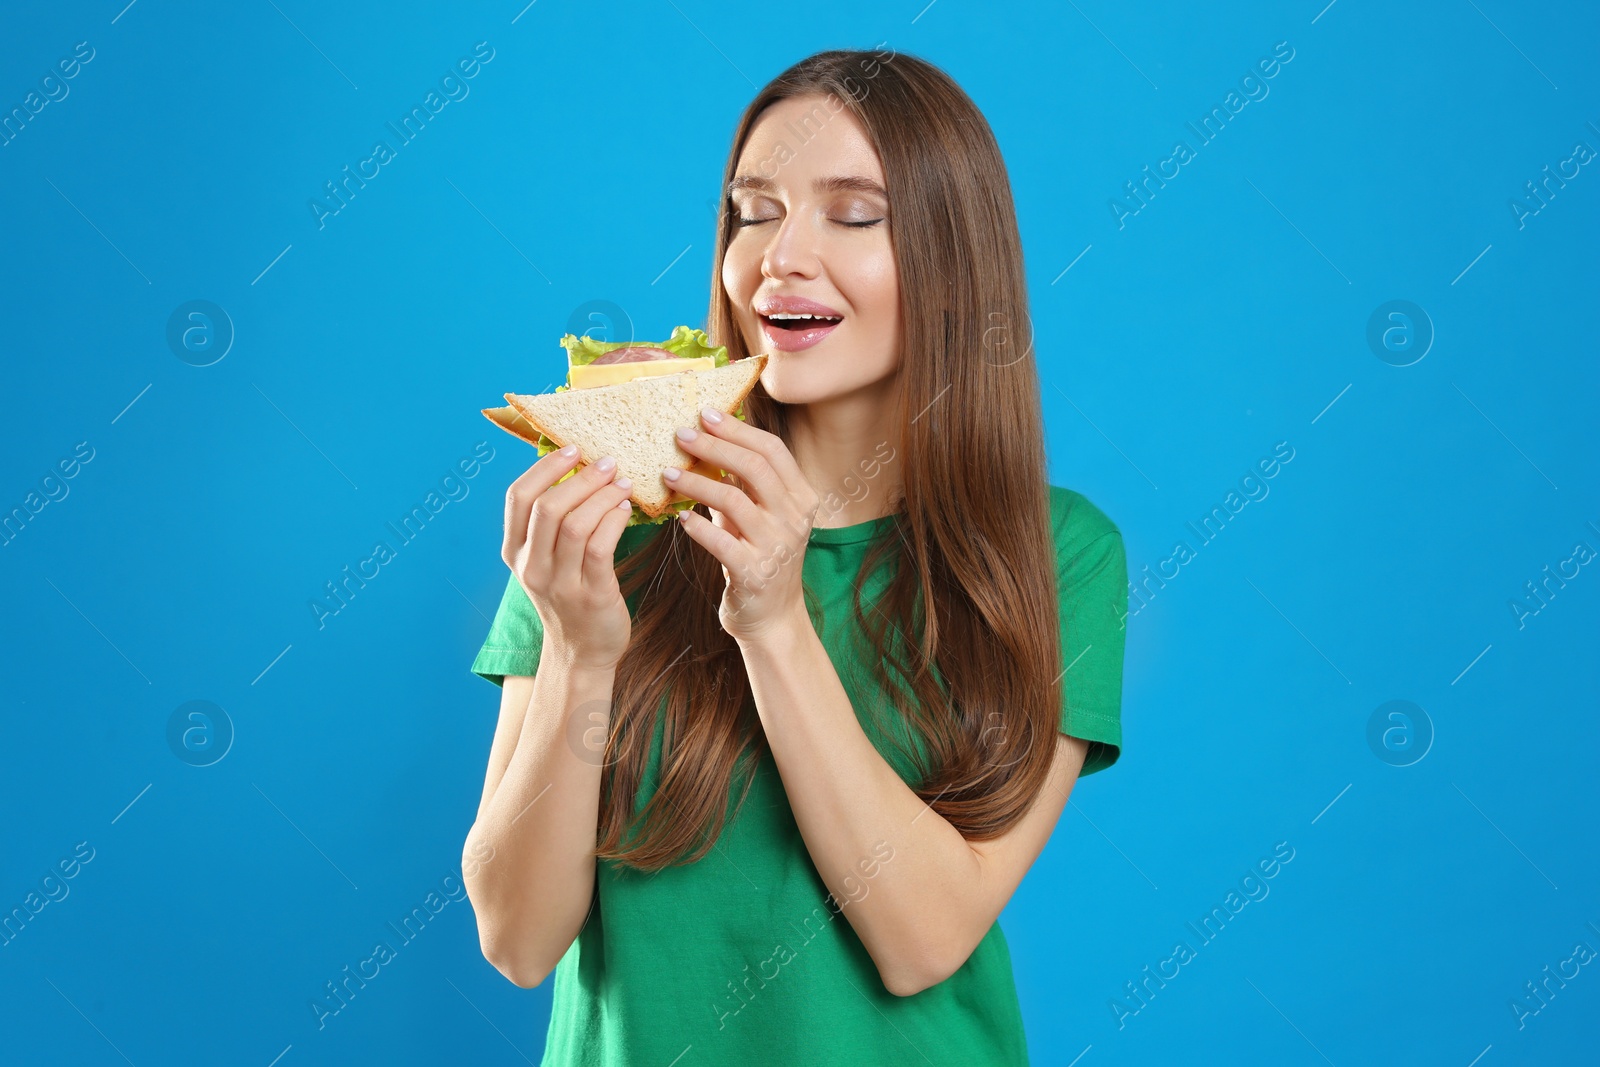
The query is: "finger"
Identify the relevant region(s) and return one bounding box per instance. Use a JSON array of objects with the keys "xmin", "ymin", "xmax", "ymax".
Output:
[
  {"xmin": 551, "ymin": 473, "xmax": 633, "ymax": 585},
  {"xmin": 582, "ymin": 494, "xmax": 635, "ymax": 595},
  {"xmin": 662, "ymin": 467, "xmax": 760, "ymax": 532},
  {"xmin": 526, "ymin": 457, "xmax": 625, "ymax": 570},
  {"xmin": 694, "ymin": 407, "xmax": 815, "ymax": 502},
  {"xmin": 677, "ymin": 505, "xmax": 745, "ymax": 563},
  {"xmin": 674, "ymin": 420, "xmax": 786, "ymax": 508},
  {"xmin": 702, "ymin": 497, "xmax": 745, "ymax": 545},
  {"xmin": 504, "ymin": 446, "xmax": 581, "ymax": 562}
]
